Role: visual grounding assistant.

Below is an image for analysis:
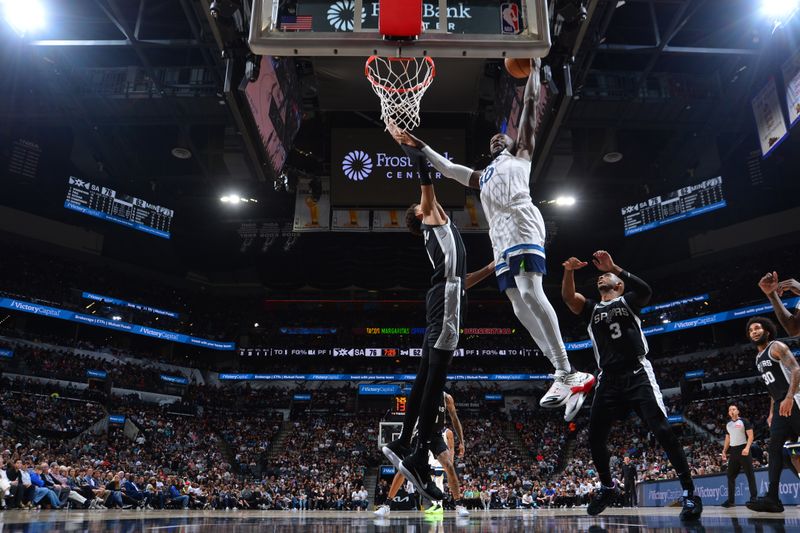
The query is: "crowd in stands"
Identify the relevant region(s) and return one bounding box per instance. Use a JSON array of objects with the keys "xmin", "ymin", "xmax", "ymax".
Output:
[
  {"xmin": 261, "ymin": 413, "xmax": 376, "ymax": 510},
  {"xmin": 0, "ymin": 391, "xmax": 105, "ymax": 436},
  {"xmin": 0, "ymin": 371, "xmax": 788, "ymax": 514},
  {"xmin": 0, "ymin": 341, "xmax": 195, "ymax": 396}
]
